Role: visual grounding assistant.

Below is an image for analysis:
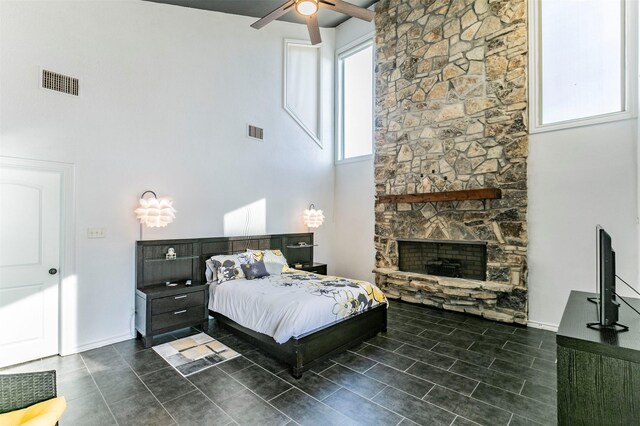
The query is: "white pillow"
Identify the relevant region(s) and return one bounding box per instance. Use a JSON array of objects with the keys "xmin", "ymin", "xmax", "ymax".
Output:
[{"xmin": 205, "ymin": 259, "xmax": 216, "ymax": 283}]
